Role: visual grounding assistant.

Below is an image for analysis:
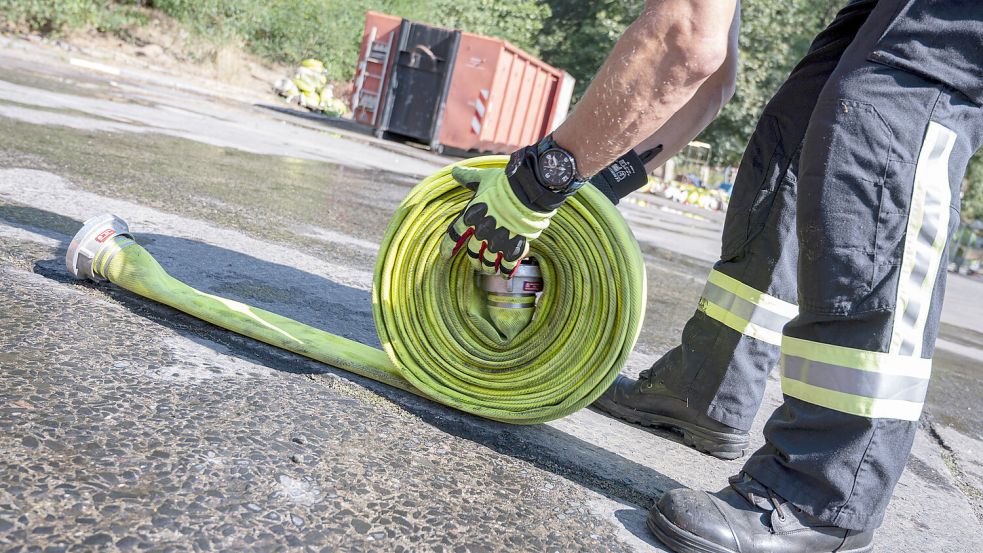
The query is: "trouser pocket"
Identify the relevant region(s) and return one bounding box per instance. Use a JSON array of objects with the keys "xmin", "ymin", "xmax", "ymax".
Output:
[
  {"xmin": 867, "ymin": 0, "xmax": 983, "ymax": 105},
  {"xmin": 720, "ymin": 115, "xmax": 786, "ymax": 260},
  {"xmin": 797, "ymin": 99, "xmax": 893, "ymax": 314}
]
